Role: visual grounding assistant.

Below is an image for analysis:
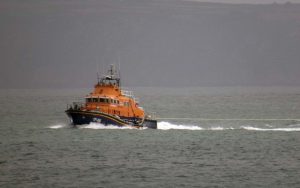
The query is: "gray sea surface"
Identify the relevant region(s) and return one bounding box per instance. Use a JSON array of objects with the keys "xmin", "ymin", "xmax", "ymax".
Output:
[{"xmin": 1, "ymin": 87, "xmax": 300, "ymax": 187}]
